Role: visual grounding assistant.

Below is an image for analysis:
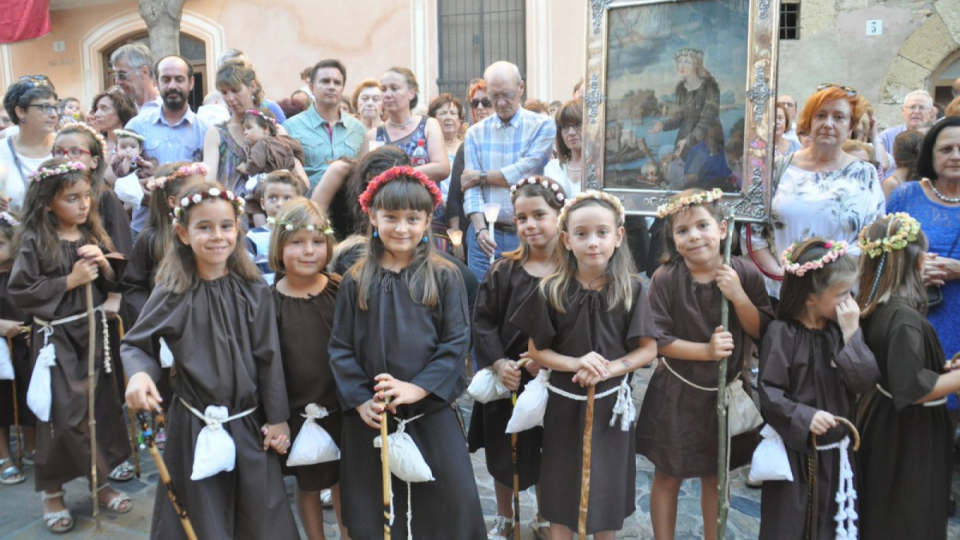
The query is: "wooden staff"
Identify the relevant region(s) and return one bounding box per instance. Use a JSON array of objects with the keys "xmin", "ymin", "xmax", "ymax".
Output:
[
  {"xmin": 9, "ymin": 337, "xmax": 22, "ymax": 468},
  {"xmin": 112, "ymin": 315, "xmax": 140, "ymax": 478},
  {"xmin": 716, "ymin": 213, "xmax": 735, "ymax": 540},
  {"xmin": 577, "ymin": 385, "xmax": 596, "ymax": 538},
  {"xmin": 381, "ymin": 396, "xmax": 392, "ymax": 540},
  {"xmin": 136, "ymin": 409, "xmax": 198, "ymax": 540},
  {"xmin": 85, "ymin": 284, "xmax": 100, "ymax": 531},
  {"xmin": 805, "ymin": 416, "xmax": 860, "ymax": 540},
  {"xmin": 511, "ymin": 357, "xmax": 531, "ymax": 540}
]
